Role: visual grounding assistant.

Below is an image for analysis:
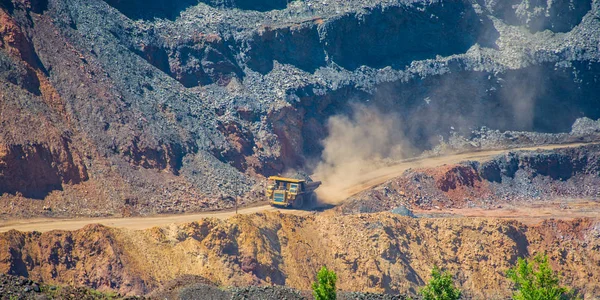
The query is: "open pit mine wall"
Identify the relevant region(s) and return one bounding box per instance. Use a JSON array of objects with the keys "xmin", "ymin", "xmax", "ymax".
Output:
[
  {"xmin": 1, "ymin": 0, "xmax": 600, "ymax": 215},
  {"xmin": 0, "ymin": 214, "xmax": 599, "ymax": 298}
]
